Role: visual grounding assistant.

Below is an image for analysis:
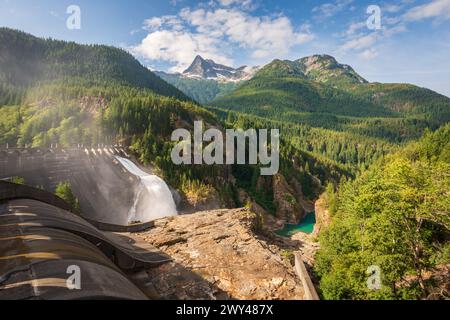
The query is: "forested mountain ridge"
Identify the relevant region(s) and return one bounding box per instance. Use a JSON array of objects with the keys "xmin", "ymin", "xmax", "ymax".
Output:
[
  {"xmin": 0, "ymin": 27, "xmax": 448, "ymax": 301},
  {"xmin": 0, "ymin": 29, "xmax": 342, "ymax": 216},
  {"xmin": 0, "ymin": 28, "xmax": 189, "ymax": 101},
  {"xmin": 156, "ymin": 55, "xmax": 369, "ymax": 105},
  {"xmin": 211, "ymin": 54, "xmax": 450, "ymax": 124},
  {"xmin": 256, "ymin": 55, "xmax": 367, "ymax": 86},
  {"xmin": 211, "ymin": 74, "xmax": 394, "ymax": 117},
  {"xmin": 342, "ymin": 82, "xmax": 450, "ymax": 117},
  {"xmin": 297, "ymin": 54, "xmax": 367, "ymax": 86},
  {"xmin": 155, "ymin": 52, "xmax": 450, "ymax": 126}
]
